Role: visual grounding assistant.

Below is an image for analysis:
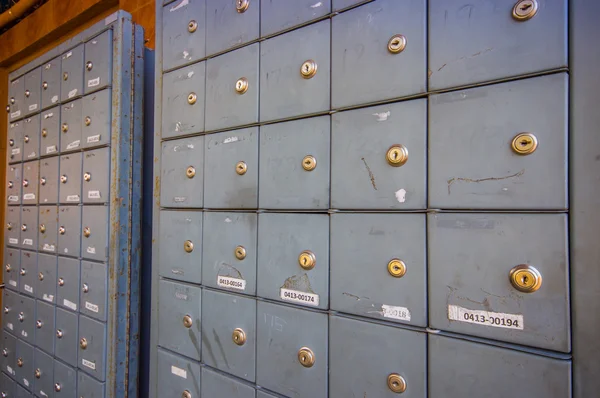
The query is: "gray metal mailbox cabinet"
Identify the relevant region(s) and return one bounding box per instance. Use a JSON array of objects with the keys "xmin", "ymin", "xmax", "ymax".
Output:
[{"xmin": 2, "ymin": 11, "xmax": 145, "ymax": 398}]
